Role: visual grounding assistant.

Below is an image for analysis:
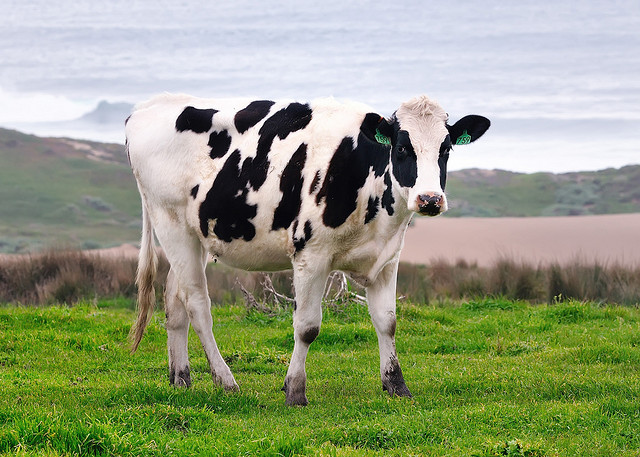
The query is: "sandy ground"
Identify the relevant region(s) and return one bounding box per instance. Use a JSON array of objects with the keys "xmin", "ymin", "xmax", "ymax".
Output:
[
  {"xmin": 401, "ymin": 213, "xmax": 640, "ymax": 267},
  {"xmin": 2, "ymin": 214, "xmax": 639, "ymax": 268}
]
